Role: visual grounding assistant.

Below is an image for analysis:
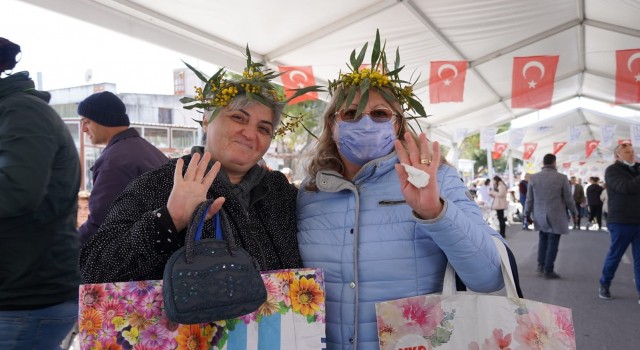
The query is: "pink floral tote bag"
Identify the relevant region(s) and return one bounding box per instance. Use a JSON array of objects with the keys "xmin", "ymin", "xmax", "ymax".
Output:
[
  {"xmin": 78, "ymin": 268, "xmax": 326, "ymax": 350},
  {"xmin": 375, "ymin": 237, "xmax": 576, "ymax": 350}
]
